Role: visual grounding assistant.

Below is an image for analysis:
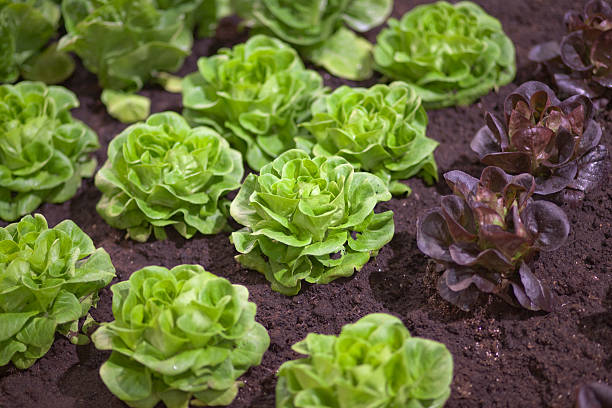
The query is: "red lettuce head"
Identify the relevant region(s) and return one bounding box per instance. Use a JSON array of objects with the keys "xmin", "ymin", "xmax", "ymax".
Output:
[
  {"xmin": 471, "ymin": 81, "xmax": 608, "ymax": 201},
  {"xmin": 529, "ymin": 0, "xmax": 612, "ymax": 109},
  {"xmin": 417, "ymin": 166, "xmax": 570, "ymax": 312}
]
